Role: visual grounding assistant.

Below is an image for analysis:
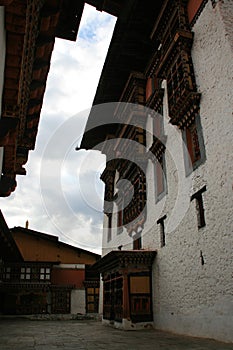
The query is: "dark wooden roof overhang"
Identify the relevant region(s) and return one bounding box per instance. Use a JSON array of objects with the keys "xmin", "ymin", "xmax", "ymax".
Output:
[
  {"xmin": 11, "ymin": 226, "xmax": 101, "ymax": 259},
  {"xmin": 55, "ymin": 0, "xmax": 125, "ymax": 40},
  {"xmin": 80, "ymin": 0, "xmax": 164, "ymax": 150},
  {"xmin": 86, "ymin": 0, "xmax": 123, "ymax": 17},
  {"xmin": 91, "ymin": 250, "xmax": 156, "ymax": 274},
  {"xmin": 0, "ymin": 0, "xmax": 84, "ymax": 195},
  {"xmin": 55, "ymin": 0, "xmax": 85, "ymax": 41},
  {"xmin": 0, "ymin": 210, "xmax": 23, "ymax": 262}
]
